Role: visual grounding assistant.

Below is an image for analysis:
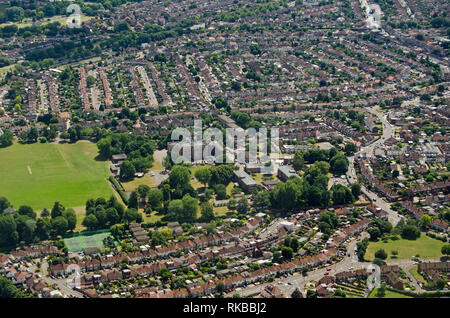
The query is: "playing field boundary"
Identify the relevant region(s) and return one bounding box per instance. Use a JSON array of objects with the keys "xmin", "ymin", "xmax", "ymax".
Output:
[{"xmin": 63, "ymin": 229, "xmax": 110, "ymax": 239}]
